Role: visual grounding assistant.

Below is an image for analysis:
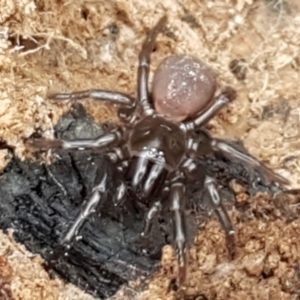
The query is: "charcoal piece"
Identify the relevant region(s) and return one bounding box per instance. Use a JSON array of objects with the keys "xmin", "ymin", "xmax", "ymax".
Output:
[{"xmin": 0, "ymin": 104, "xmax": 164, "ymax": 298}]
